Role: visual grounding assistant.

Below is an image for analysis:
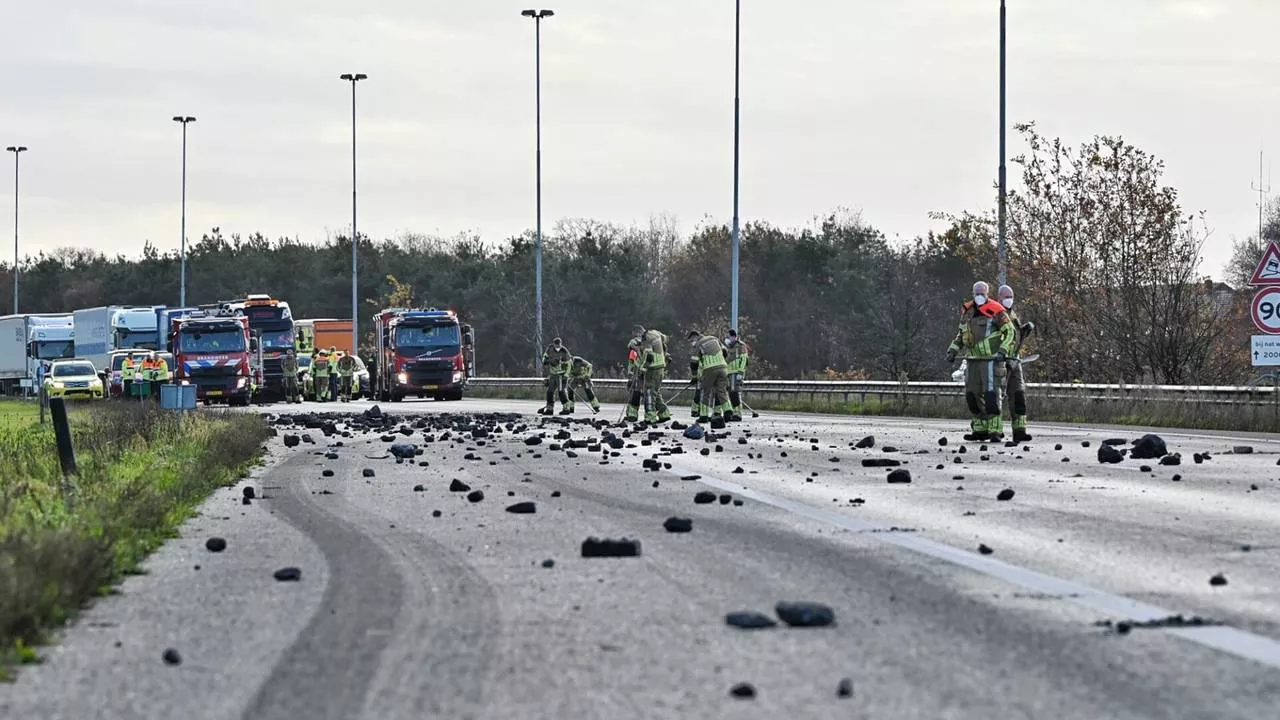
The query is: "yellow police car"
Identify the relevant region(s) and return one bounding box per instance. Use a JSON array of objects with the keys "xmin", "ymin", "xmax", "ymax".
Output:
[{"xmin": 43, "ymin": 358, "xmax": 105, "ymax": 400}]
